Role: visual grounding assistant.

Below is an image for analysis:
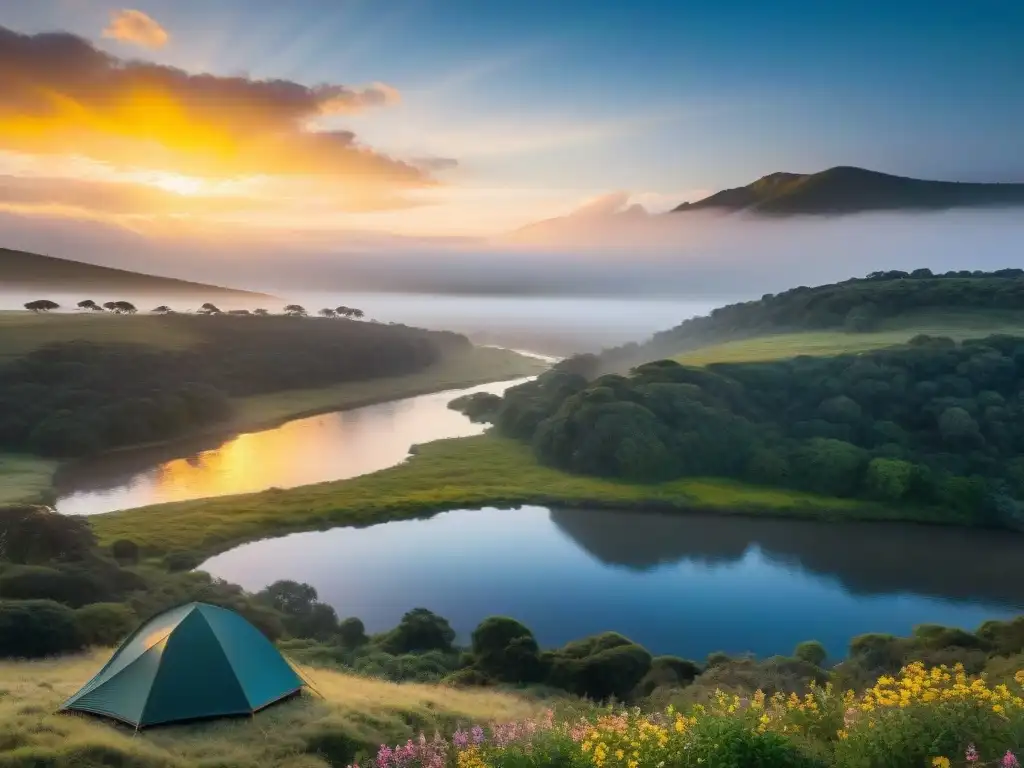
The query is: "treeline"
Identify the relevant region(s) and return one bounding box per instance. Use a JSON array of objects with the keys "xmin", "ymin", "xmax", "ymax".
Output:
[
  {"xmin": 0, "ymin": 316, "xmax": 470, "ymax": 457},
  {"xmin": 4, "ymin": 505, "xmax": 1024, "ymax": 706},
  {"xmin": 474, "ymin": 333, "xmax": 1024, "ymax": 528},
  {"xmin": 602, "ymin": 268, "xmax": 1024, "ymax": 367}
]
